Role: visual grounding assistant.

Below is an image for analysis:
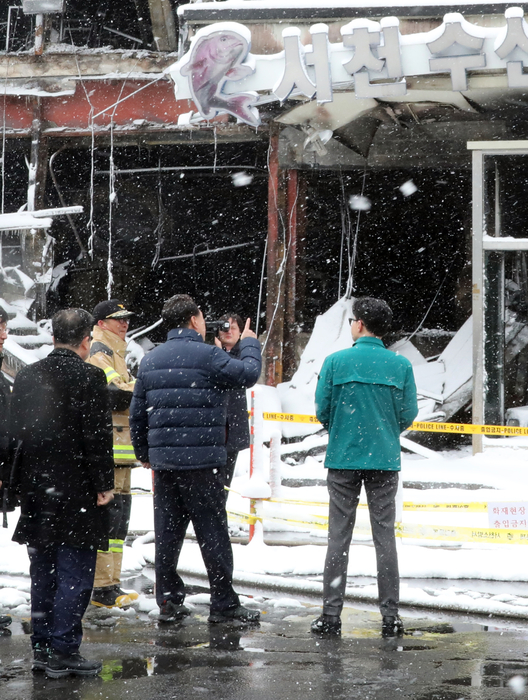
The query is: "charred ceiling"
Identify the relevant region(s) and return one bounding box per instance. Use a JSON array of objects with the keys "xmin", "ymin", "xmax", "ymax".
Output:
[{"xmin": 0, "ymin": 0, "xmax": 179, "ymax": 52}]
